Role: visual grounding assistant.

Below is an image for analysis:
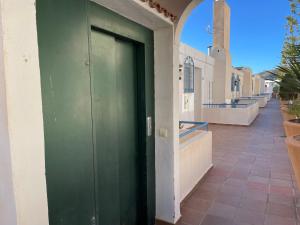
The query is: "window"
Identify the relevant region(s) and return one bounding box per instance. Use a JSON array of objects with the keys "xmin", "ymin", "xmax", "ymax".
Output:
[
  {"xmin": 231, "ymin": 74, "xmax": 236, "ymax": 92},
  {"xmin": 184, "ymin": 56, "xmax": 194, "ymax": 93},
  {"xmin": 236, "ymin": 76, "xmax": 240, "ymax": 92}
]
